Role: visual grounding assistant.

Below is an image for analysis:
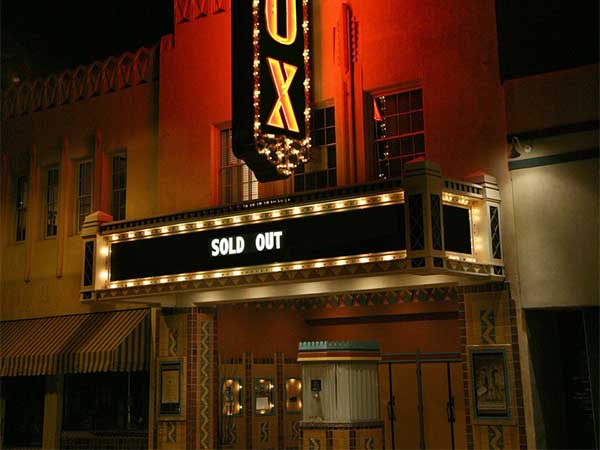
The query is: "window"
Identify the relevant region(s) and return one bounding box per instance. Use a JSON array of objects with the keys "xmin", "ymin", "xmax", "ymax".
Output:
[
  {"xmin": 373, "ymin": 88, "xmax": 425, "ymax": 179},
  {"xmin": 15, "ymin": 175, "xmax": 28, "ymax": 241},
  {"xmin": 220, "ymin": 128, "xmax": 258, "ymax": 204},
  {"xmin": 63, "ymin": 372, "xmax": 149, "ymax": 431},
  {"xmin": 76, "ymin": 160, "xmax": 93, "ymax": 232},
  {"xmin": 294, "ymin": 106, "xmax": 336, "ymax": 192},
  {"xmin": 45, "ymin": 168, "xmax": 59, "ymax": 237},
  {"xmin": 3, "ymin": 376, "xmax": 44, "ymax": 447},
  {"xmin": 111, "ymin": 155, "xmax": 127, "ymax": 221}
]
